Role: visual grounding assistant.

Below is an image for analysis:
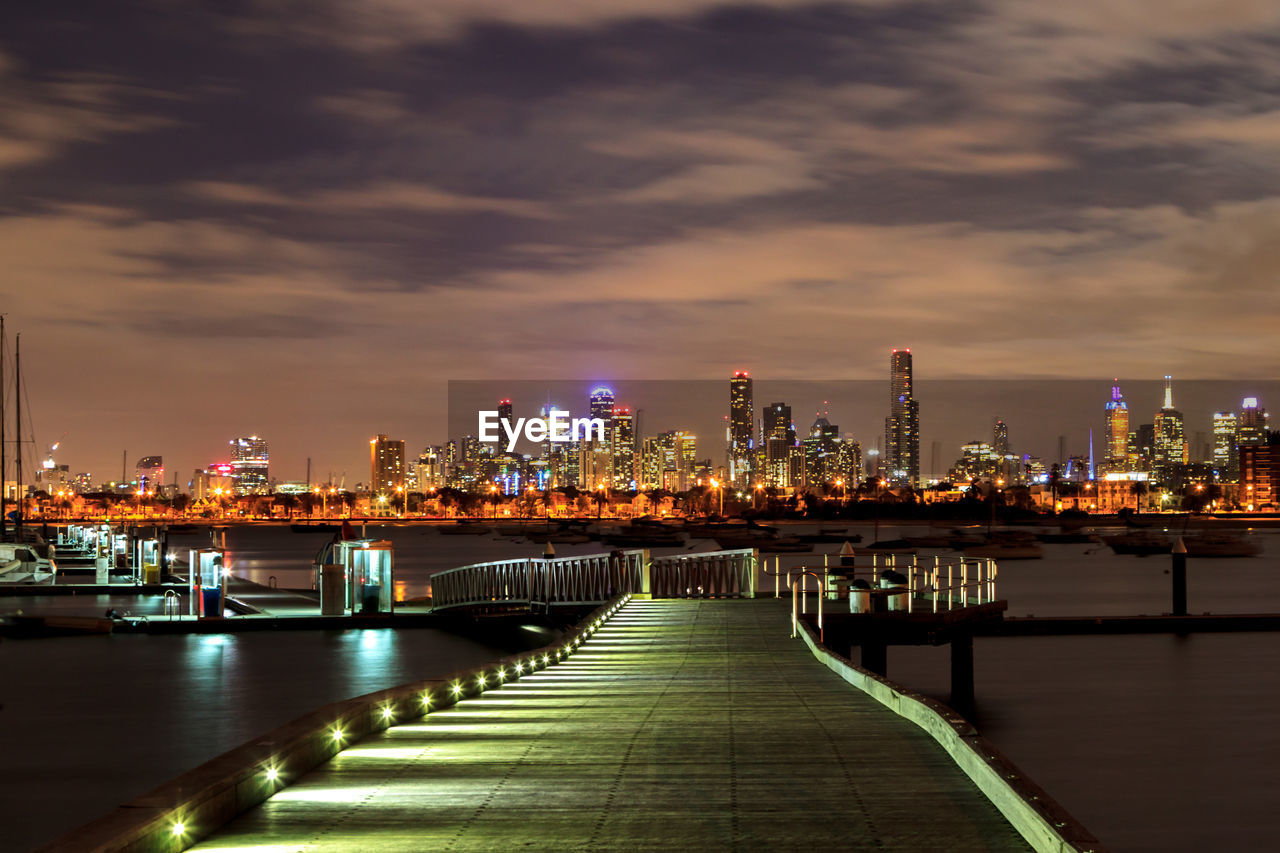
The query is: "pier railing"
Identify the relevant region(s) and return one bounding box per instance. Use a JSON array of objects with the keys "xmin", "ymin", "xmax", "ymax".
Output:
[
  {"xmin": 430, "ymin": 548, "xmax": 757, "ymax": 610},
  {"xmin": 776, "ymin": 552, "xmax": 998, "ymax": 614},
  {"xmin": 648, "ymin": 549, "xmax": 757, "ymax": 599}
]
